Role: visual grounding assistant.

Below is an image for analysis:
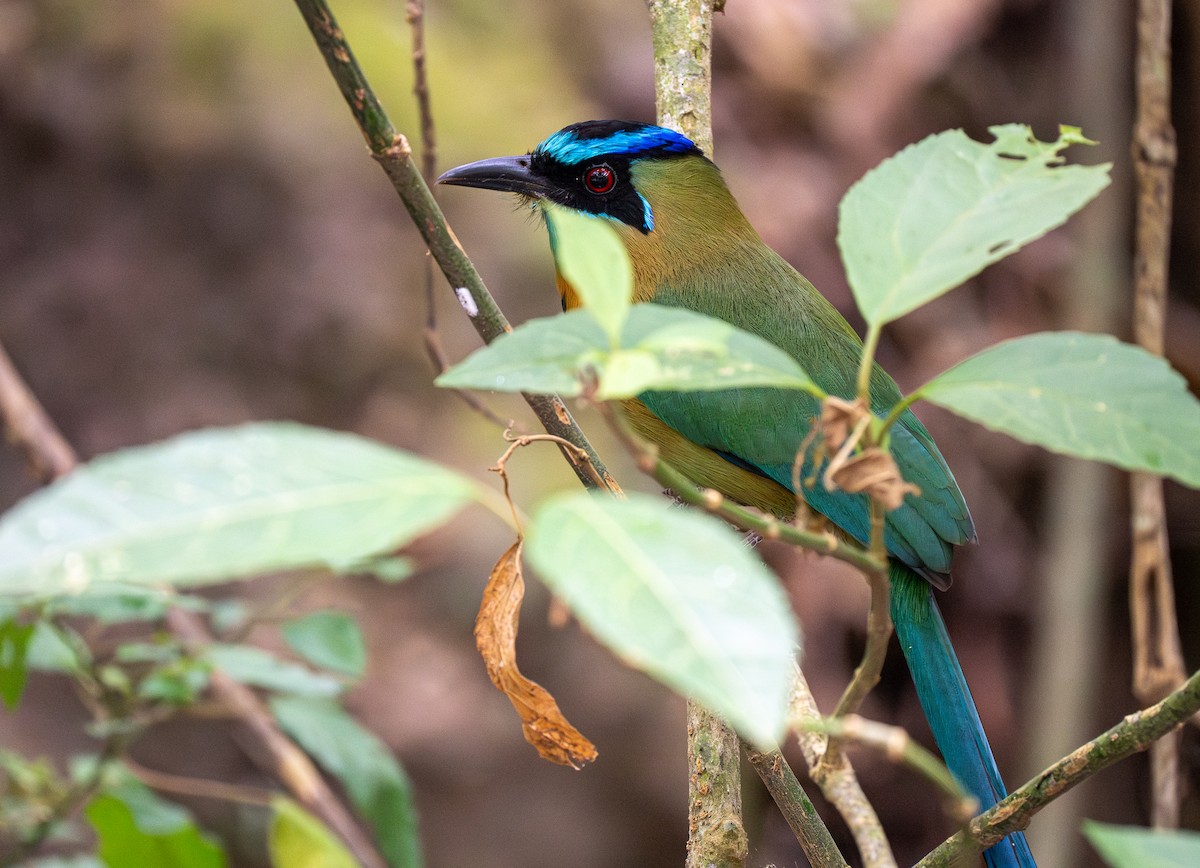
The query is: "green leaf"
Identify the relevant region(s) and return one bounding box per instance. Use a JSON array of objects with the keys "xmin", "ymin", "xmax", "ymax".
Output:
[
  {"xmin": 26, "ymin": 621, "xmax": 90, "ymax": 673},
  {"xmin": 839, "ymin": 125, "xmax": 1111, "ymax": 326},
  {"xmin": 137, "ymin": 658, "xmax": 210, "ymax": 704},
  {"xmin": 1083, "ymin": 820, "xmax": 1200, "ymax": 867},
  {"xmin": 437, "ymin": 304, "xmax": 822, "ymax": 400},
  {"xmin": 206, "ymin": 644, "xmax": 342, "ymax": 697},
  {"xmin": 270, "ymin": 695, "xmax": 422, "ymax": 868},
  {"xmin": 86, "ymin": 785, "xmax": 226, "ymax": 868},
  {"xmin": 436, "ymin": 309, "xmax": 607, "ymax": 396},
  {"xmin": 0, "ymin": 619, "xmax": 36, "ymax": 708},
  {"xmin": 0, "ymin": 423, "xmax": 479, "ymax": 598},
  {"xmin": 358, "ymin": 555, "xmax": 415, "ymax": 584},
  {"xmin": 282, "ymin": 612, "xmax": 366, "ymax": 678},
  {"xmin": 543, "ymin": 205, "xmax": 633, "ymax": 341},
  {"xmin": 525, "ymin": 492, "xmax": 800, "ymax": 748},
  {"xmin": 269, "ymin": 796, "xmax": 357, "ymax": 868},
  {"xmin": 600, "ymin": 305, "xmax": 822, "ymax": 399},
  {"xmin": 915, "ymin": 332, "xmax": 1200, "ymax": 487}
]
